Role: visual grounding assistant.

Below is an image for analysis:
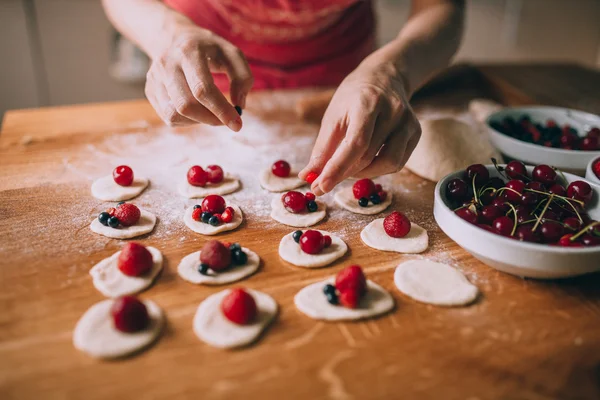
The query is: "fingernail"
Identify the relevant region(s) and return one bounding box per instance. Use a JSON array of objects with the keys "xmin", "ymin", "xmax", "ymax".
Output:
[
  {"xmin": 228, "ymin": 117, "xmax": 242, "ymax": 132},
  {"xmin": 312, "ymin": 186, "xmax": 324, "ymax": 197}
]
